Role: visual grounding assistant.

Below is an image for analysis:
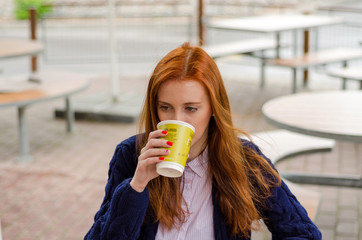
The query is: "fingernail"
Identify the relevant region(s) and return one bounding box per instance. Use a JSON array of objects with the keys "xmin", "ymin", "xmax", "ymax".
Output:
[
  {"xmin": 159, "ymin": 157, "xmax": 165, "ymax": 160},
  {"xmin": 167, "ymin": 141, "xmax": 173, "ymax": 146},
  {"xmin": 162, "ymin": 130, "xmax": 168, "ymax": 134}
]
